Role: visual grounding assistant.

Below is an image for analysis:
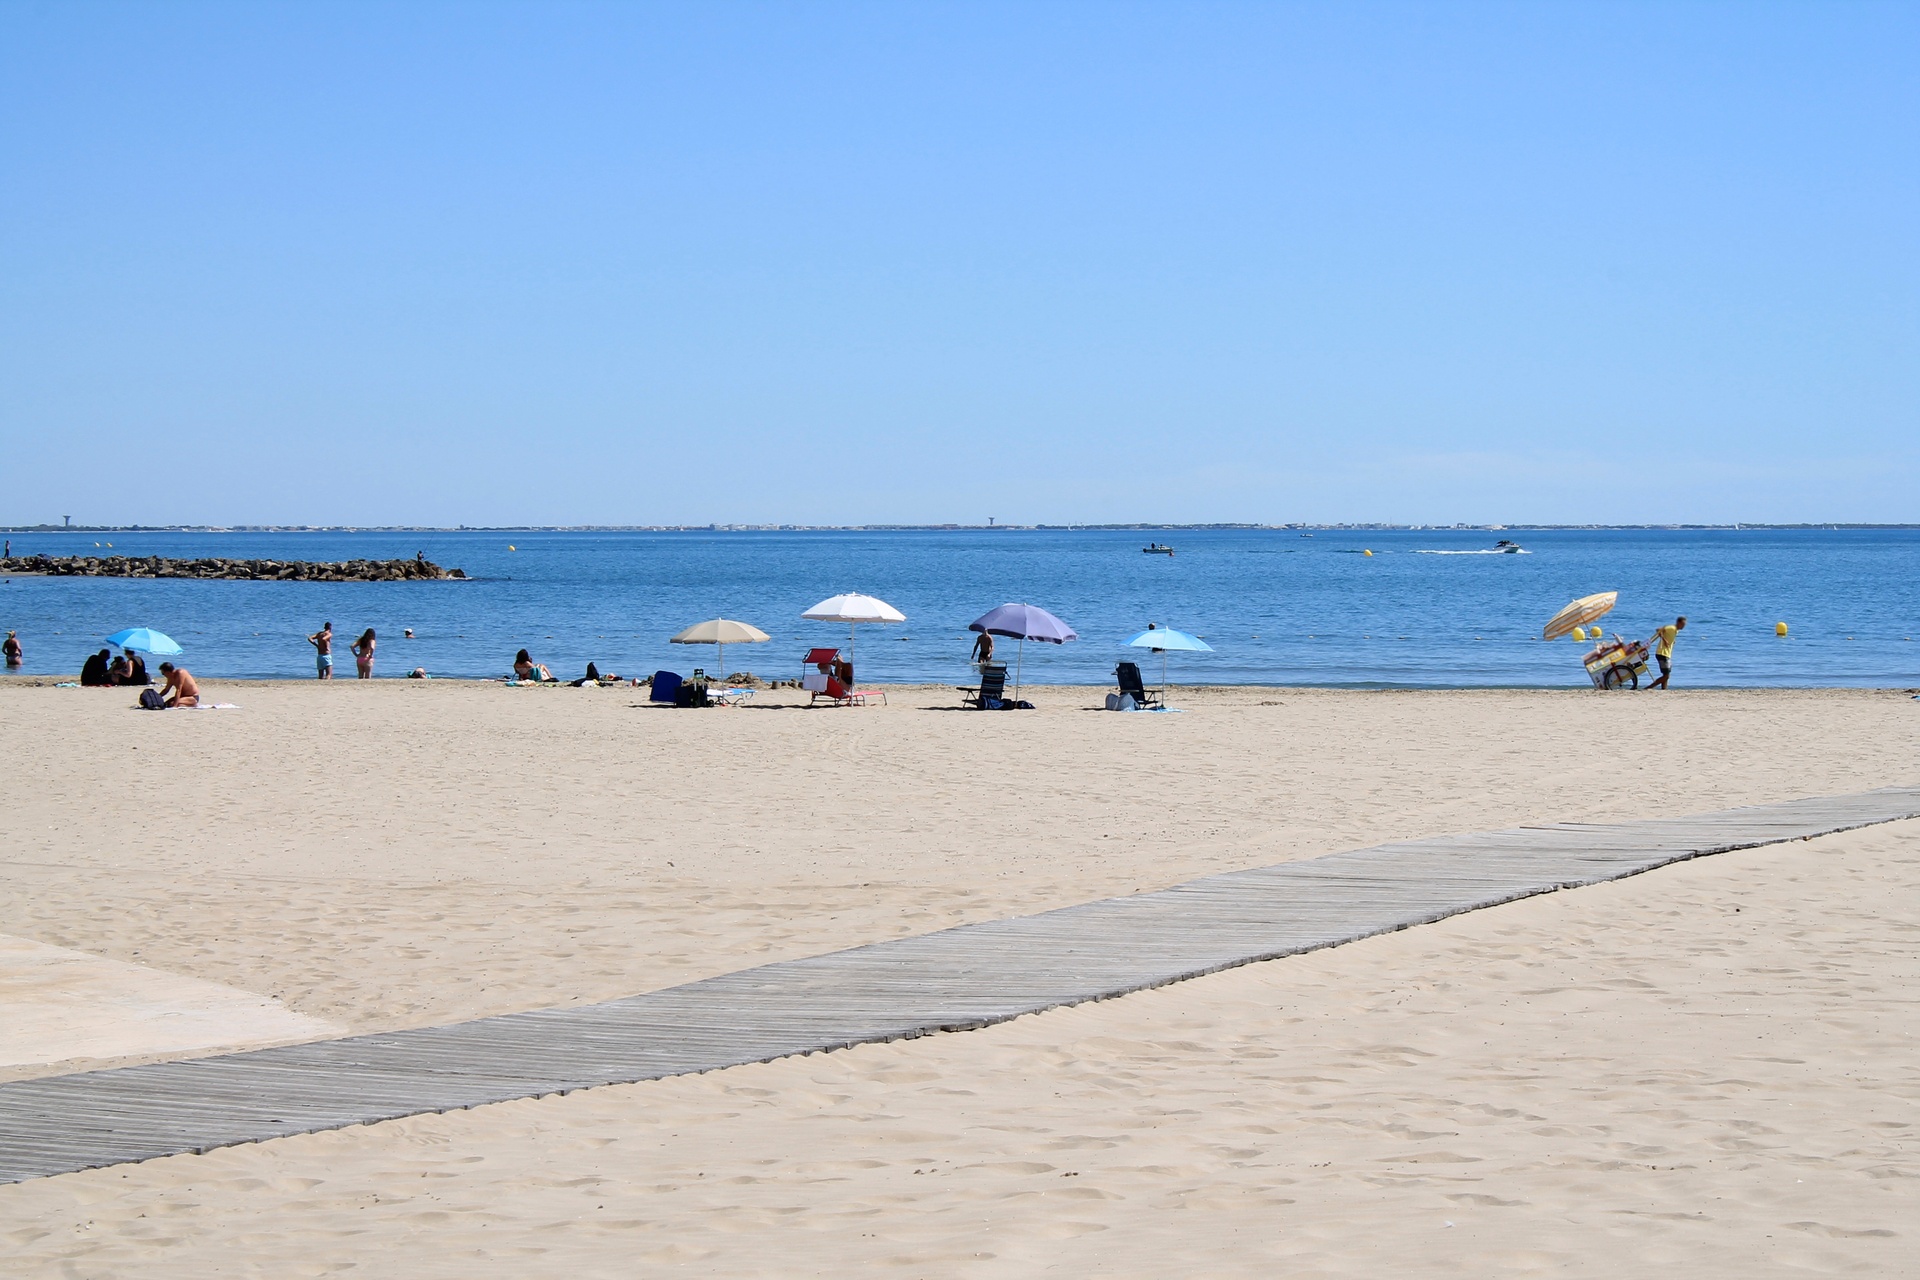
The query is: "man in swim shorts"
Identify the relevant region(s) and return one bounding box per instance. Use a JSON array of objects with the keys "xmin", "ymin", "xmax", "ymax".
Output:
[
  {"xmin": 1646, "ymin": 616, "xmax": 1686, "ymax": 689},
  {"xmin": 307, "ymin": 621, "xmax": 334, "ymax": 679},
  {"xmin": 157, "ymin": 662, "xmax": 200, "ymax": 708}
]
